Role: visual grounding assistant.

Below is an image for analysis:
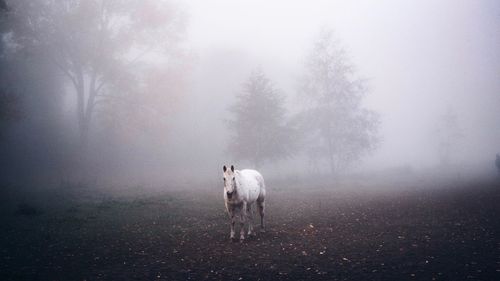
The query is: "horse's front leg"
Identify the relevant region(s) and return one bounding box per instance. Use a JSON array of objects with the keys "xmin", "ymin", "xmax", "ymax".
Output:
[
  {"xmin": 228, "ymin": 207, "xmax": 236, "ymax": 240},
  {"xmin": 239, "ymin": 202, "xmax": 247, "ymax": 241}
]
